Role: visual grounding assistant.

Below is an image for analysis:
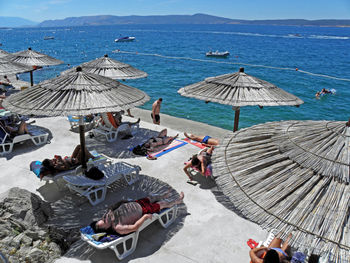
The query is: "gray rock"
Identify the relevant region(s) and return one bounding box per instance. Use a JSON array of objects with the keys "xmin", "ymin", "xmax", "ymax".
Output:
[
  {"xmin": 28, "ymin": 248, "xmax": 47, "ymax": 263},
  {"xmin": 48, "ymin": 241, "xmax": 61, "ymax": 254},
  {"xmin": 0, "ymin": 225, "xmax": 11, "ymax": 238},
  {"xmin": 24, "ymin": 229, "xmax": 39, "ymax": 240},
  {"xmin": 32, "ymin": 240, "xmax": 41, "ymax": 248}
]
